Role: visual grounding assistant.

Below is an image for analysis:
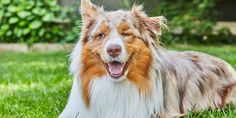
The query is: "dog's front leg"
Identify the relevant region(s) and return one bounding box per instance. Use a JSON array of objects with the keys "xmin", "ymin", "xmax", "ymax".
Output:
[{"xmin": 59, "ymin": 78, "xmax": 84, "ymax": 118}]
